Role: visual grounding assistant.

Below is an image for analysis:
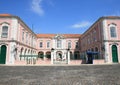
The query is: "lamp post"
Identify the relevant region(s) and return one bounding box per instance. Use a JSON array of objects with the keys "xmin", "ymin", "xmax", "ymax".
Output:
[
  {"xmin": 51, "ymin": 48, "xmax": 54, "ymax": 64},
  {"xmin": 101, "ymin": 45, "xmax": 105, "ymax": 60},
  {"xmin": 67, "ymin": 48, "xmax": 70, "ymax": 64},
  {"xmin": 51, "ymin": 48, "xmax": 54, "ymax": 51}
]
